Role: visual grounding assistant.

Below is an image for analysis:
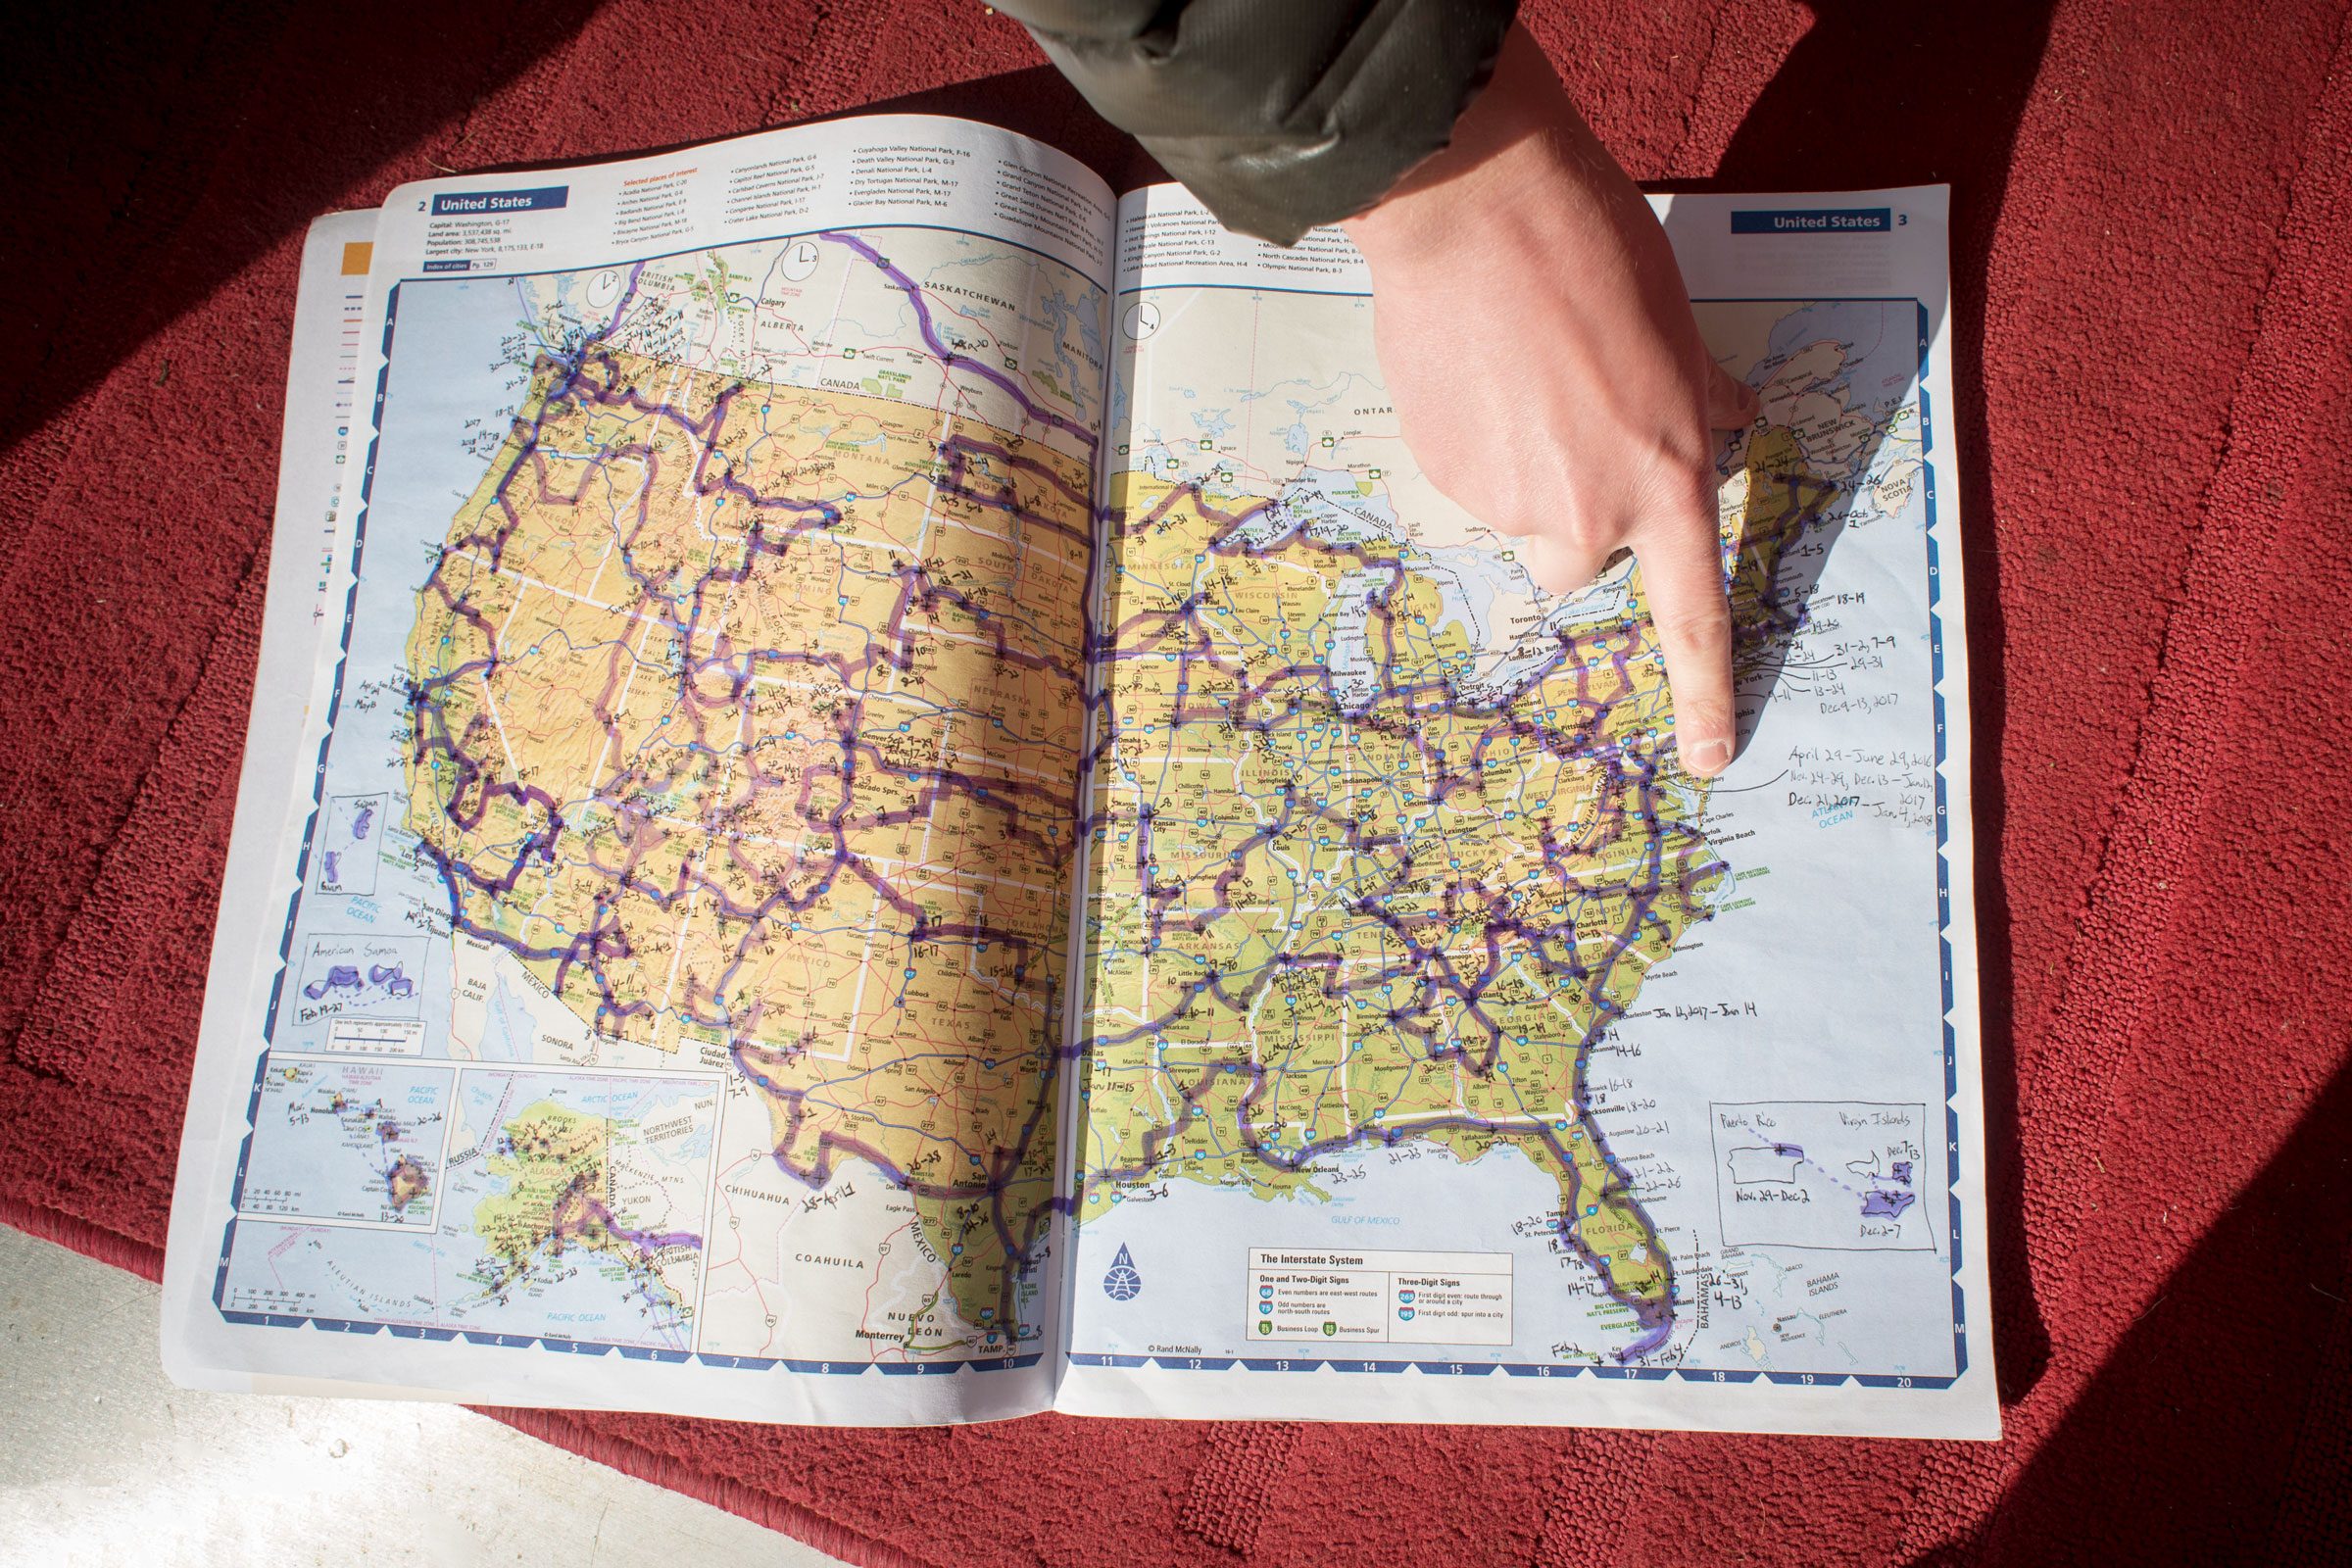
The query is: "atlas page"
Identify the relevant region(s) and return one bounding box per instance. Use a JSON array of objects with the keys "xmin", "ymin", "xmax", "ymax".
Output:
[
  {"xmin": 163, "ymin": 116, "xmax": 1120, "ymax": 1425},
  {"xmin": 1054, "ymin": 184, "xmax": 1996, "ymax": 1440}
]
